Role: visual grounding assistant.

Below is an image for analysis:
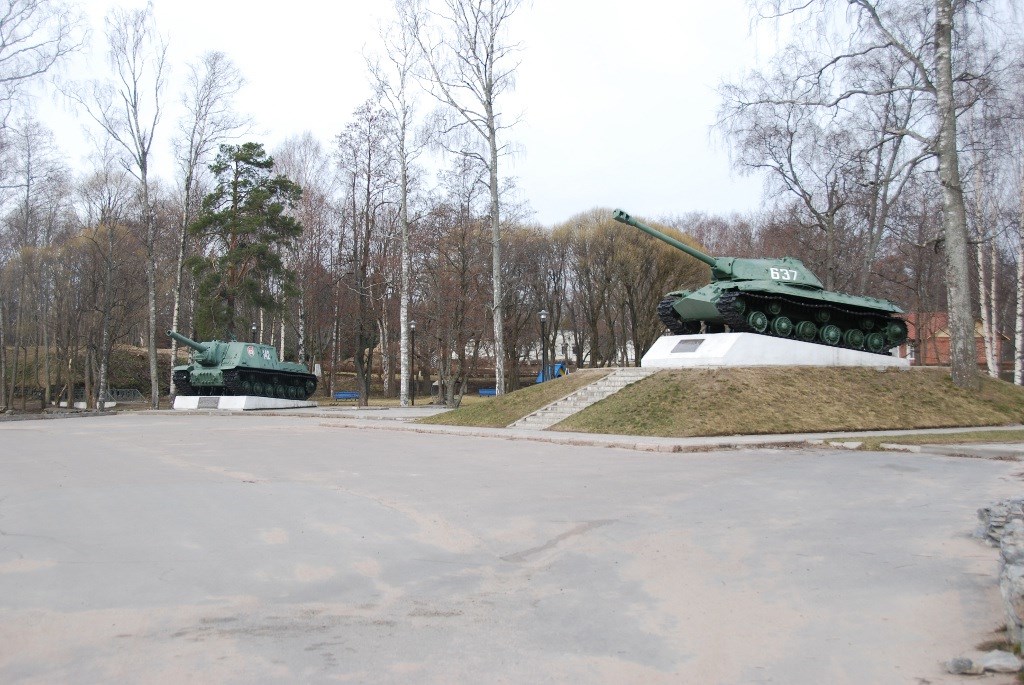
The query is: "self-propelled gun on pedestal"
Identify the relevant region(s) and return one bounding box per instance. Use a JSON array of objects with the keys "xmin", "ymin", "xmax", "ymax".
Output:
[
  {"xmin": 612, "ymin": 209, "xmax": 908, "ymax": 354},
  {"xmin": 168, "ymin": 330, "xmax": 317, "ymax": 399}
]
